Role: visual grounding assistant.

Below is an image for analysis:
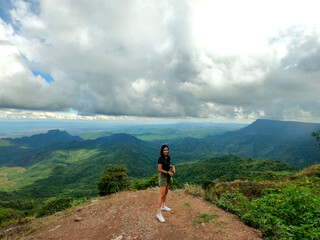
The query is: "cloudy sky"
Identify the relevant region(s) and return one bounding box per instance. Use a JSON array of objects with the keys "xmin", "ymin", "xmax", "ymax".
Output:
[{"xmin": 0, "ymin": 0, "xmax": 320, "ymax": 123}]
